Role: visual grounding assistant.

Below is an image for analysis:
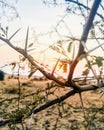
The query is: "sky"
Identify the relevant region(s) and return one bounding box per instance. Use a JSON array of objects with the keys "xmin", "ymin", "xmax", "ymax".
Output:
[
  {"xmin": 0, "ymin": 0, "xmax": 66, "ymax": 63},
  {"xmin": 0, "ymin": 1, "xmax": 82, "ymax": 66},
  {"xmin": 0, "ymin": 0, "xmax": 99, "ymax": 77},
  {"xmin": 10, "ymin": 0, "xmax": 67, "ymax": 35}
]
